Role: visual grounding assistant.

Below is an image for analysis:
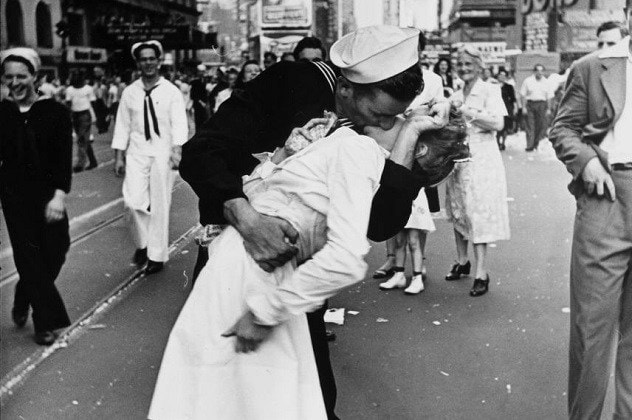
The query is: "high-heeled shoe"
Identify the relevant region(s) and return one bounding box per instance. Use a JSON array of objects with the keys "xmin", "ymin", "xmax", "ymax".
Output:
[
  {"xmin": 470, "ymin": 275, "xmax": 490, "ymax": 297},
  {"xmin": 373, "ymin": 267, "xmax": 395, "ymax": 279},
  {"xmin": 445, "ymin": 261, "xmax": 471, "ymax": 281},
  {"xmin": 379, "ymin": 272, "xmax": 406, "ymax": 290},
  {"xmin": 373, "ymin": 255, "xmax": 396, "ymax": 279},
  {"xmin": 404, "ymin": 274, "xmax": 424, "ymax": 294}
]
